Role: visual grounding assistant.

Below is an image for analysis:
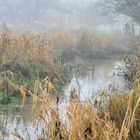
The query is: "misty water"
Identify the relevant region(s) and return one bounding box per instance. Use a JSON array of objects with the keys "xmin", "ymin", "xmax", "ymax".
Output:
[{"xmin": 0, "ymin": 59, "xmax": 131, "ymax": 140}]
